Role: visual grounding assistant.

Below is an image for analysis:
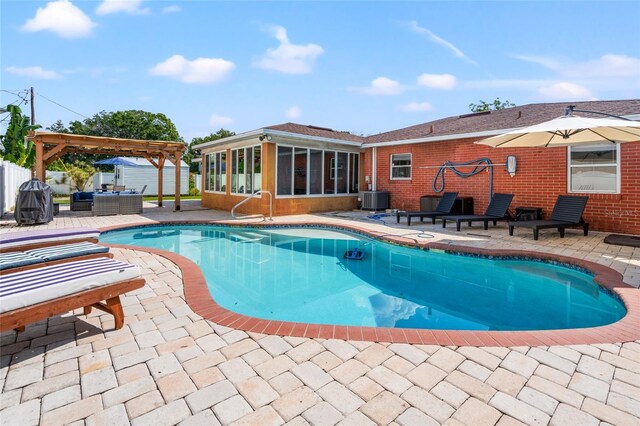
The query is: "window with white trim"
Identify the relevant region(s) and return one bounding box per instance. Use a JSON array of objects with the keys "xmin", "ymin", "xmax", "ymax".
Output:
[
  {"xmin": 390, "ymin": 153, "xmax": 411, "ymax": 179},
  {"xmin": 276, "ymin": 145, "xmax": 359, "ymax": 196},
  {"xmin": 231, "ymin": 146, "xmax": 261, "ymax": 195},
  {"xmin": 568, "ymin": 144, "xmax": 619, "ymax": 193},
  {"xmin": 205, "ymin": 151, "xmax": 226, "ymax": 192}
]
